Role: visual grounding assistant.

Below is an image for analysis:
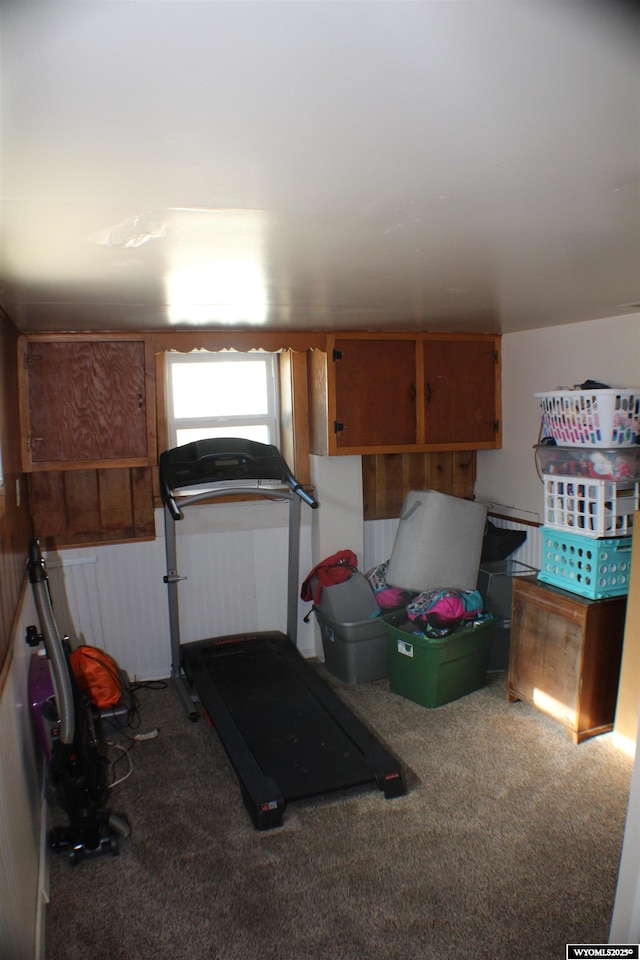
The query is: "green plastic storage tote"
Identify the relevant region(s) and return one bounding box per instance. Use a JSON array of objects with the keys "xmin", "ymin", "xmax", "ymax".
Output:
[{"xmin": 383, "ymin": 612, "xmax": 496, "ymax": 708}]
